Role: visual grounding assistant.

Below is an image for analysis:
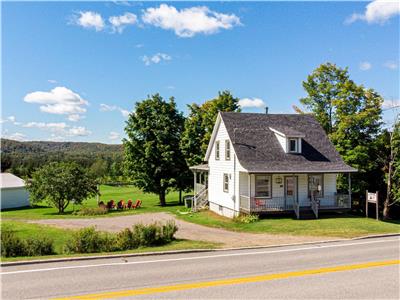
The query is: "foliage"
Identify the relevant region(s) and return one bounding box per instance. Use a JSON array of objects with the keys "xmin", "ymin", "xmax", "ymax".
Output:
[
  {"xmin": 27, "ymin": 161, "xmax": 99, "ymax": 213},
  {"xmin": 1, "ymin": 229, "xmax": 54, "ymax": 257},
  {"xmin": 300, "ymin": 63, "xmax": 383, "ymax": 193},
  {"xmin": 234, "ymin": 214, "xmax": 259, "ymax": 224},
  {"xmin": 180, "ymin": 90, "xmax": 241, "ymax": 166},
  {"xmin": 65, "ymin": 222, "xmax": 178, "ymax": 254},
  {"xmin": 74, "ymin": 206, "xmax": 108, "ymax": 216},
  {"xmin": 123, "ymin": 94, "xmax": 186, "ymax": 206},
  {"xmin": 1, "ymin": 139, "xmax": 125, "ymax": 181}
]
